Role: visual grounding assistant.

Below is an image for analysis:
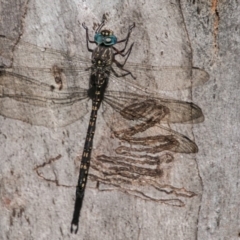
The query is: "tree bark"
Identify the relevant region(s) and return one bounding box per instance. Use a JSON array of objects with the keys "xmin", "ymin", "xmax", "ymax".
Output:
[{"xmin": 0, "ymin": 0, "xmax": 238, "ymax": 239}]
